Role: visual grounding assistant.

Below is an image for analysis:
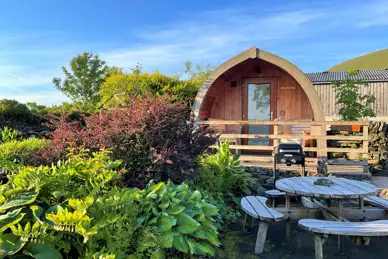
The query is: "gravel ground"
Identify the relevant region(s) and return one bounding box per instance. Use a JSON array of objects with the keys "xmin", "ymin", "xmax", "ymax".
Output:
[{"xmin": 230, "ymin": 221, "xmax": 388, "ymax": 259}]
